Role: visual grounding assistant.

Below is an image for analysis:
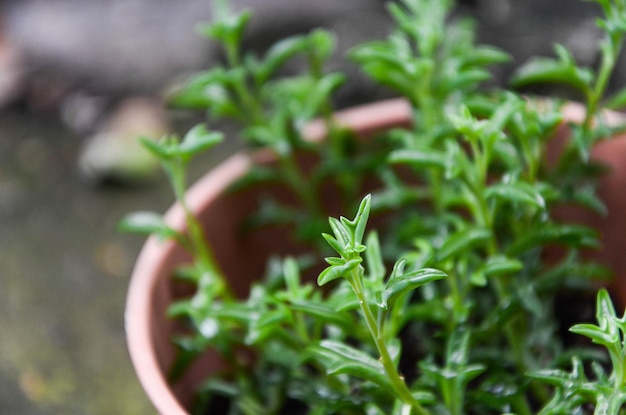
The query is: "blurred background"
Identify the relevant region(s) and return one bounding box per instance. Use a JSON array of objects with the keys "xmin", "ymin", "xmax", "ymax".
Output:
[{"xmin": 0, "ymin": 0, "xmax": 611, "ymax": 413}]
